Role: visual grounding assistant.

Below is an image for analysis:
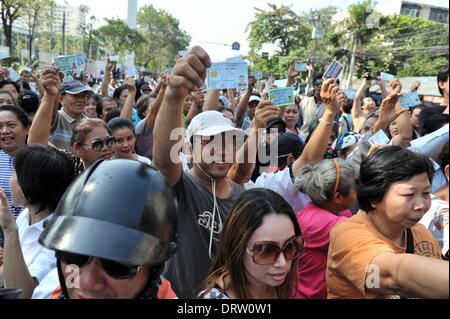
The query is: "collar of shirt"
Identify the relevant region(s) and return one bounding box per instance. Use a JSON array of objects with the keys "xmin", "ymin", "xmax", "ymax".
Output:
[
  {"xmin": 60, "ymin": 108, "xmax": 85, "ymax": 124},
  {"xmin": 21, "ymin": 208, "xmax": 54, "ymax": 232}
]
